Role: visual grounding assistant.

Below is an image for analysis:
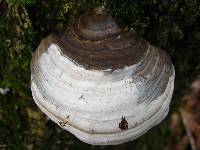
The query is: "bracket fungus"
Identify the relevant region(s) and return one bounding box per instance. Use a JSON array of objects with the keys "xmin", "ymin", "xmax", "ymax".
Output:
[{"xmin": 31, "ymin": 7, "xmax": 175, "ymax": 145}]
